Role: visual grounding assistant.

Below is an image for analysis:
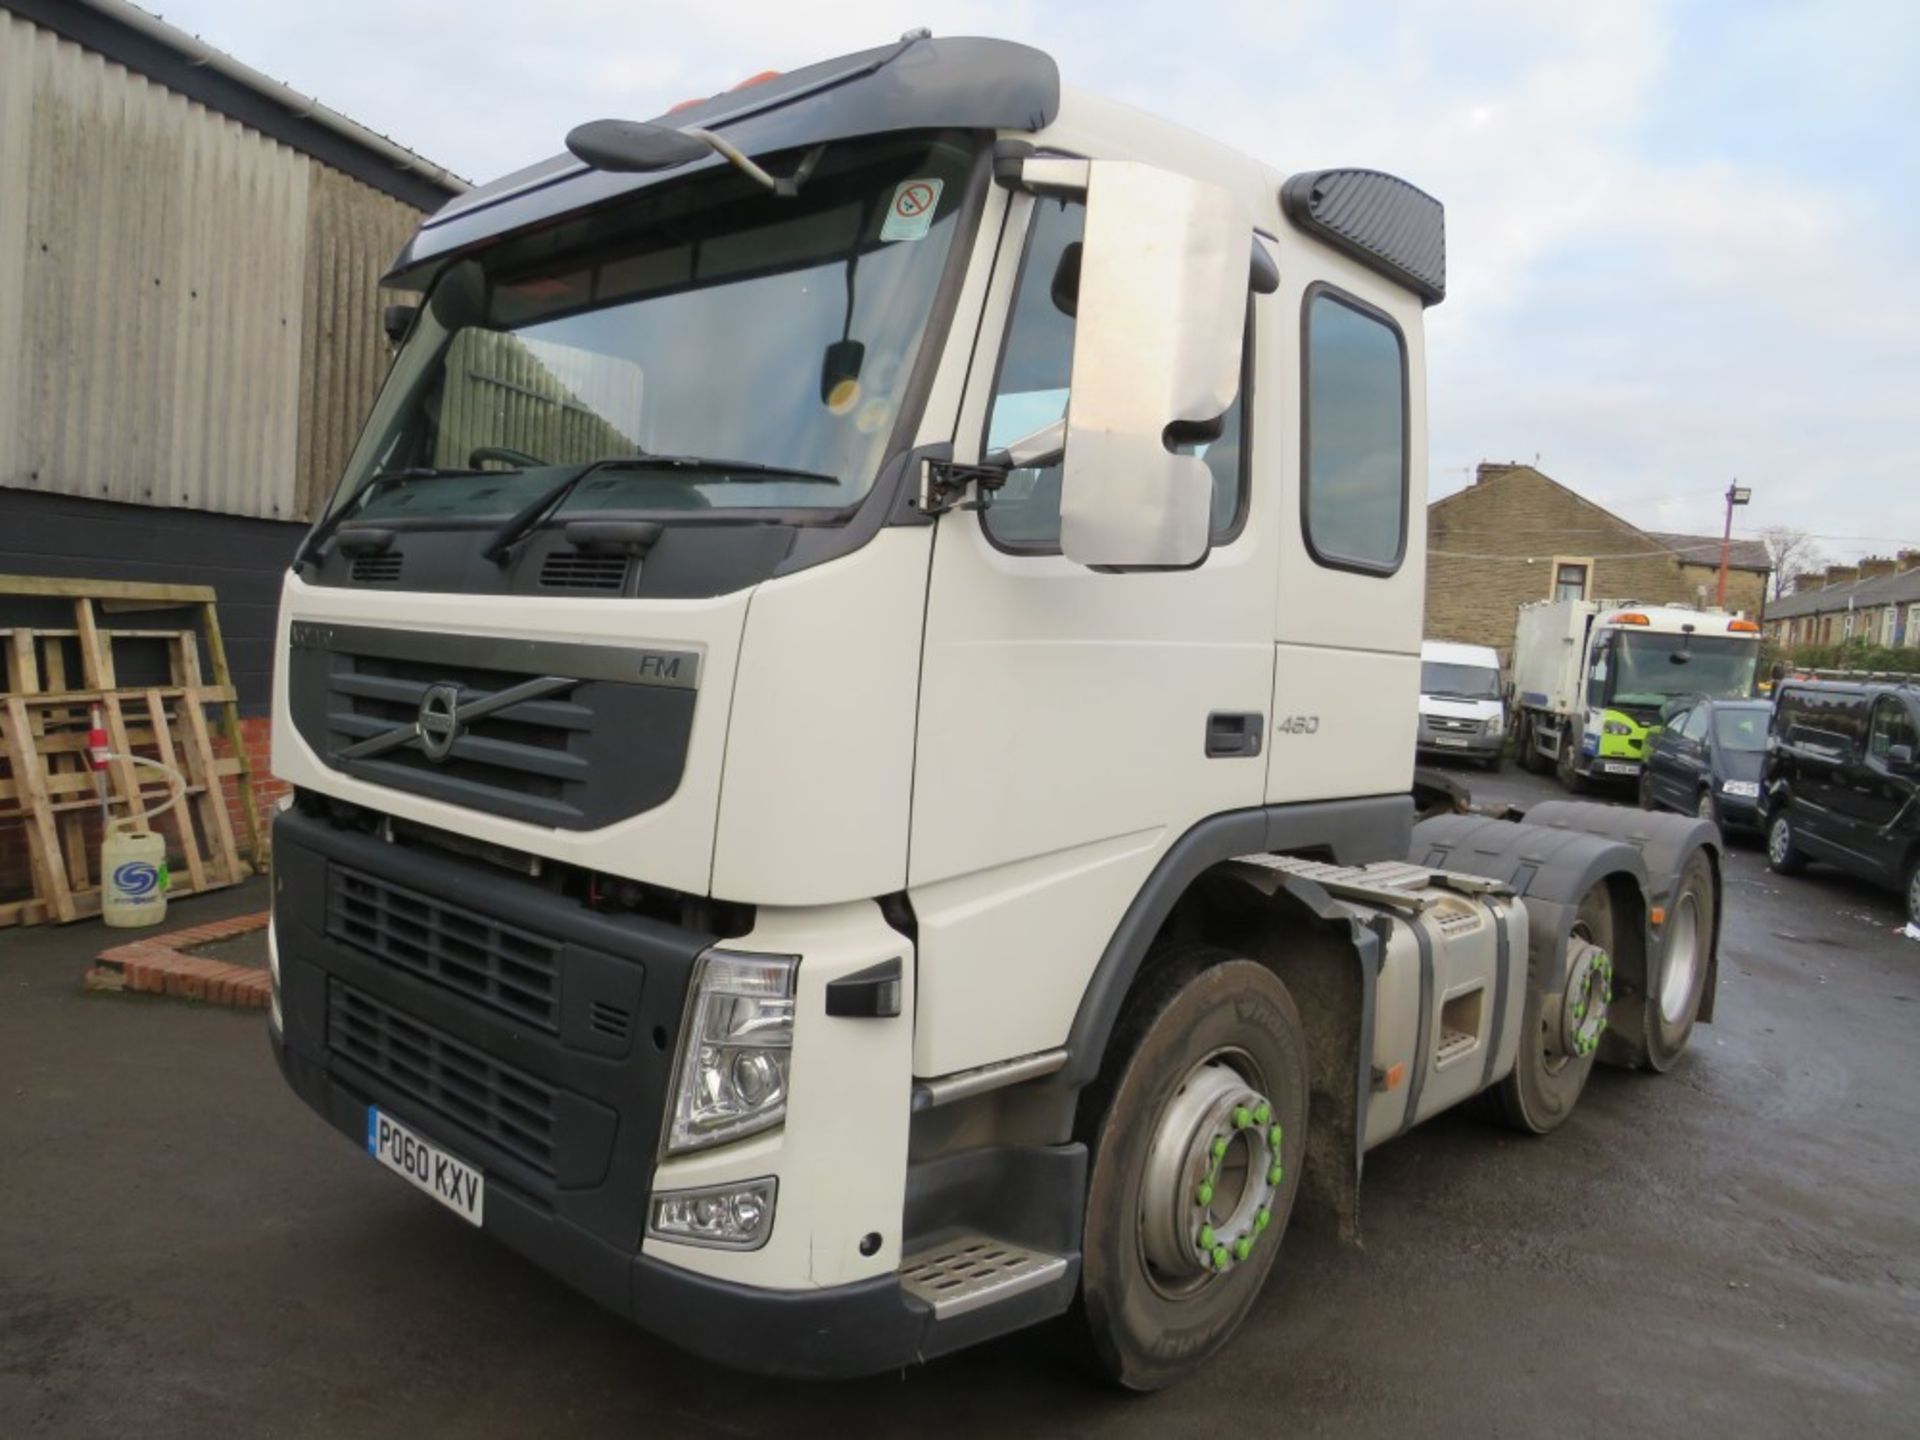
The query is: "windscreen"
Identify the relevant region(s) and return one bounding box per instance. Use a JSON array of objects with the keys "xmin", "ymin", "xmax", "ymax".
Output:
[
  {"xmin": 325, "ymin": 131, "xmax": 977, "ymax": 526},
  {"xmin": 1610, "ymin": 632, "xmax": 1759, "ymax": 708},
  {"xmin": 1713, "ymin": 707, "xmax": 1769, "ymax": 752},
  {"xmin": 1420, "ymin": 662, "xmax": 1501, "ymax": 701}
]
